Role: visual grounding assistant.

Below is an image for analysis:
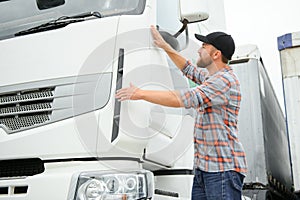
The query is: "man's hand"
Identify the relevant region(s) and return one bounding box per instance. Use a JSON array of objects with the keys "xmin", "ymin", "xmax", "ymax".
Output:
[
  {"xmin": 151, "ymin": 25, "xmax": 187, "ymax": 70},
  {"xmin": 116, "ymin": 83, "xmax": 141, "ymax": 101},
  {"xmin": 150, "ymin": 25, "xmax": 171, "ymax": 51}
]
